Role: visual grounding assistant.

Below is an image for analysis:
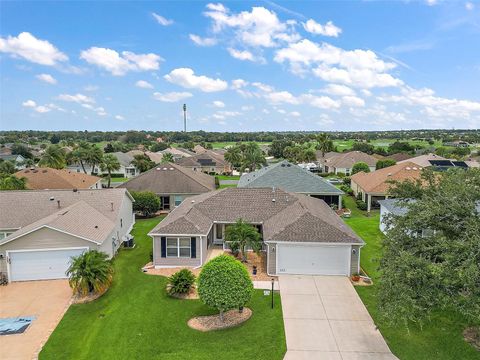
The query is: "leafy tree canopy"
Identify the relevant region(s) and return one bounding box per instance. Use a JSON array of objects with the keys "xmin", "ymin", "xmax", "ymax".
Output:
[
  {"xmin": 131, "ymin": 191, "xmax": 161, "ymax": 217},
  {"xmin": 352, "ymin": 162, "xmax": 371, "ymax": 175}
]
